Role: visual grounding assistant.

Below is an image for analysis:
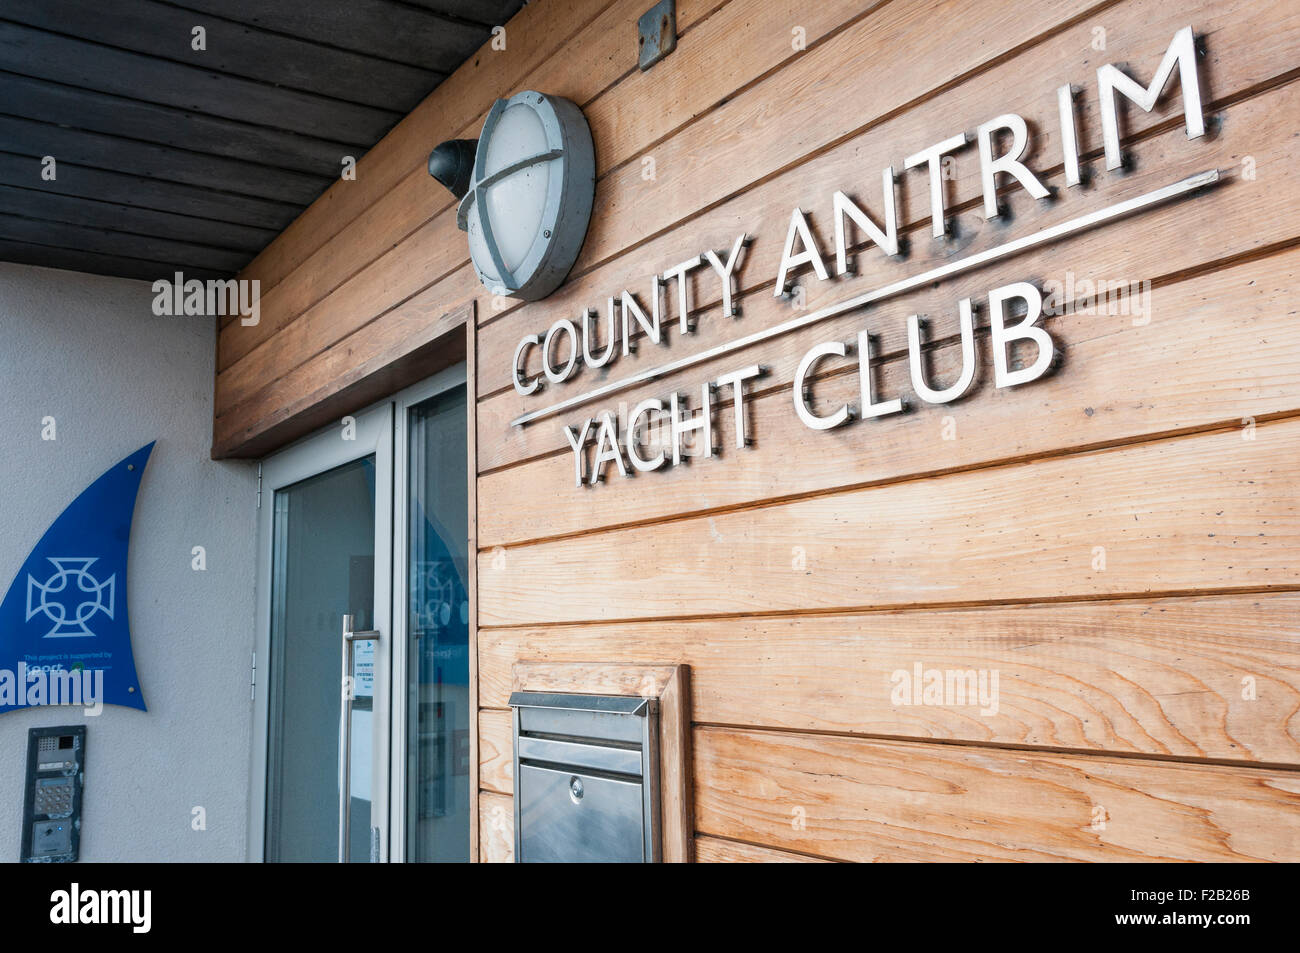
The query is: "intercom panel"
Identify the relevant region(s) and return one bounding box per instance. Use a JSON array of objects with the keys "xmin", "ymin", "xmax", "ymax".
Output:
[{"xmin": 20, "ymin": 725, "xmax": 85, "ymax": 863}]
